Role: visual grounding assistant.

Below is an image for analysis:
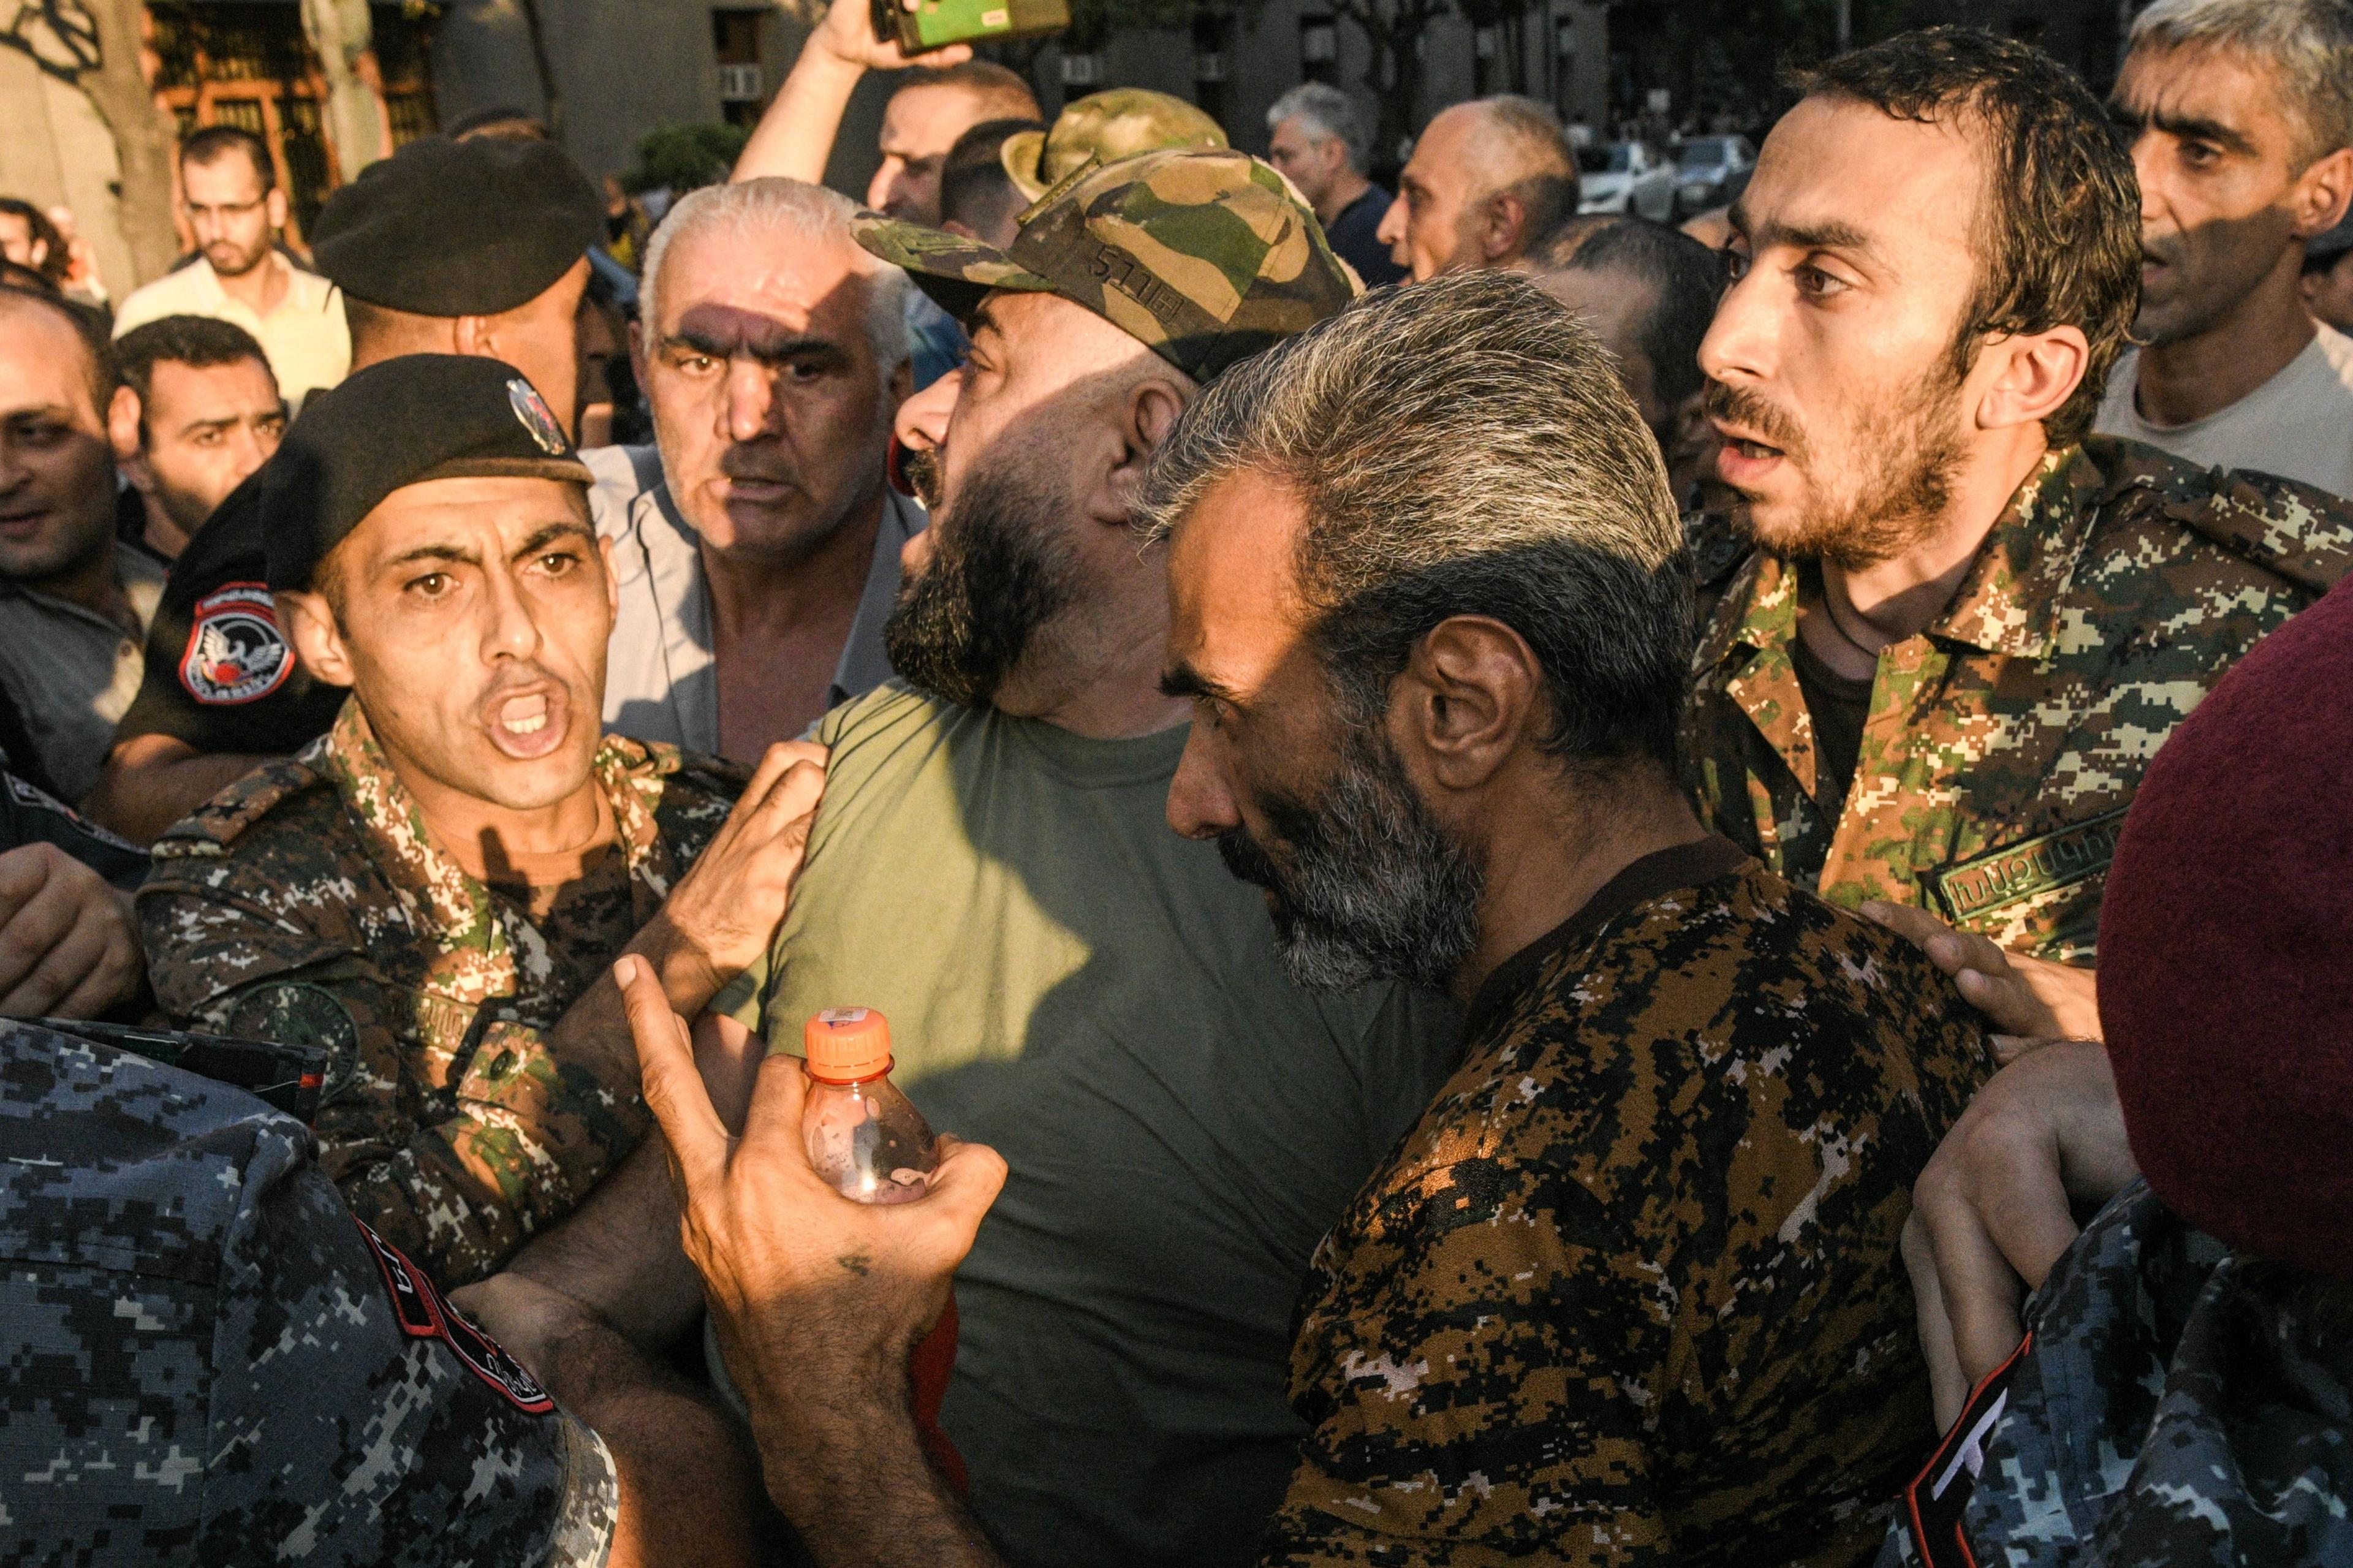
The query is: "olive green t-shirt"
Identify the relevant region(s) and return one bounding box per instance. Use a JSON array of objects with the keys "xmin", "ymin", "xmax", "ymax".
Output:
[{"xmin": 723, "ymin": 683, "xmax": 1457, "ymax": 1568}]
